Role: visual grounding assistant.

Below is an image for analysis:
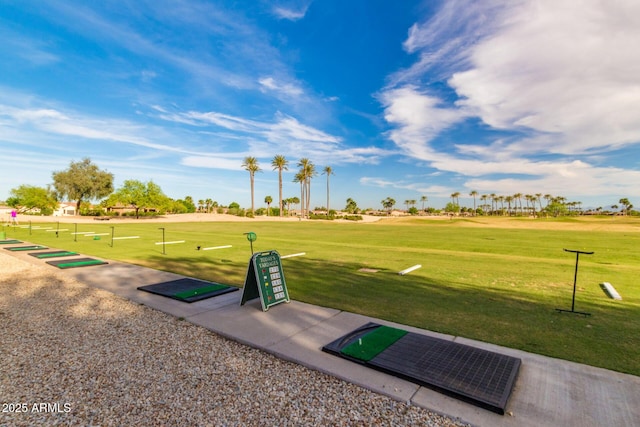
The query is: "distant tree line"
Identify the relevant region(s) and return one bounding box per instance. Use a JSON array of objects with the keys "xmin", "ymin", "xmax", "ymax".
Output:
[{"xmin": 4, "ymin": 157, "xmax": 636, "ymax": 219}]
